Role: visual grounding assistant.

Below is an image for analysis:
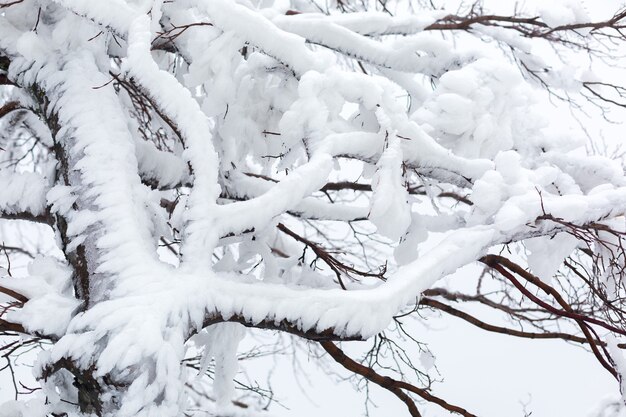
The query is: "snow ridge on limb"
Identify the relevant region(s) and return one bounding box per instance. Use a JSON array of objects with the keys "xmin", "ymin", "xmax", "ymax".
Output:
[
  {"xmin": 201, "ymin": 185, "xmax": 626, "ymax": 340},
  {"xmin": 198, "ymin": 0, "xmax": 329, "ymax": 75},
  {"xmin": 274, "ymin": 13, "xmax": 473, "ymax": 76},
  {"xmin": 50, "ymin": 0, "xmax": 139, "ymax": 36},
  {"xmin": 0, "ymin": 171, "xmax": 48, "ymax": 220},
  {"xmin": 123, "ymin": 14, "xmax": 221, "ymax": 270},
  {"xmin": 272, "ymin": 10, "xmax": 447, "ymax": 37}
]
